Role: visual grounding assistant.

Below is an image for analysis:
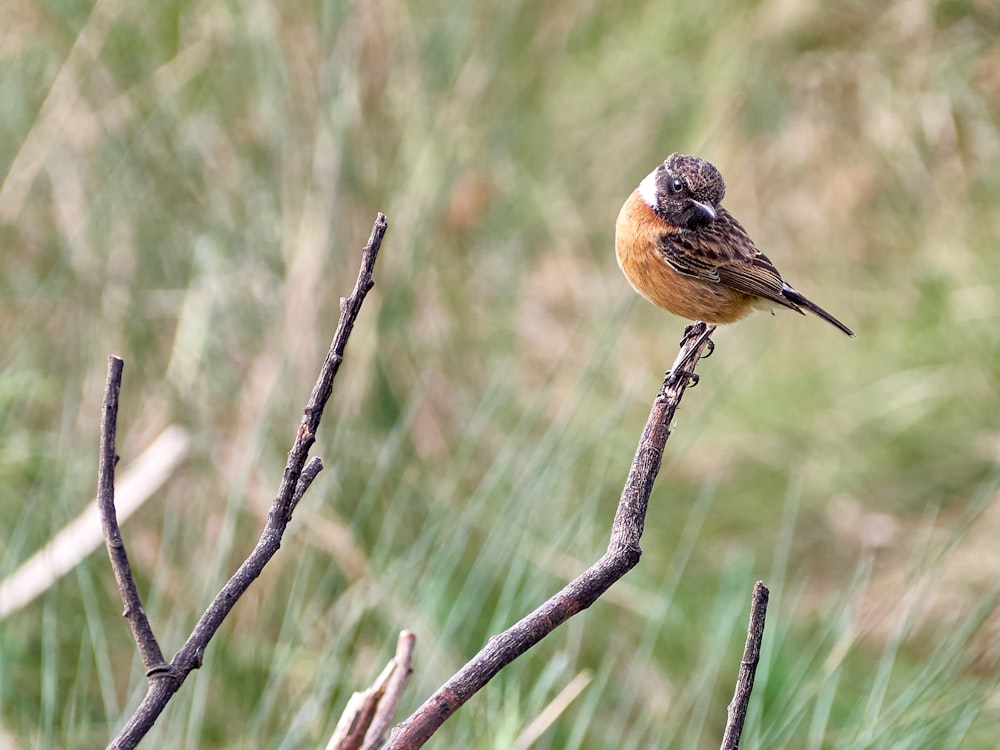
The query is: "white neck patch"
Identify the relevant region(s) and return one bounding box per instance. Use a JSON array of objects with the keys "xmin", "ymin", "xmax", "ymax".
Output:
[{"xmin": 637, "ymin": 169, "xmax": 659, "ymax": 210}]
